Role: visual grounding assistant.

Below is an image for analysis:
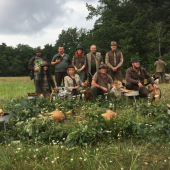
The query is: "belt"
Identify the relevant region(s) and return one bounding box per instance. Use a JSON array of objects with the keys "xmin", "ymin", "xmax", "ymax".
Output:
[{"xmin": 42, "ymin": 89, "xmax": 50, "ymax": 92}]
